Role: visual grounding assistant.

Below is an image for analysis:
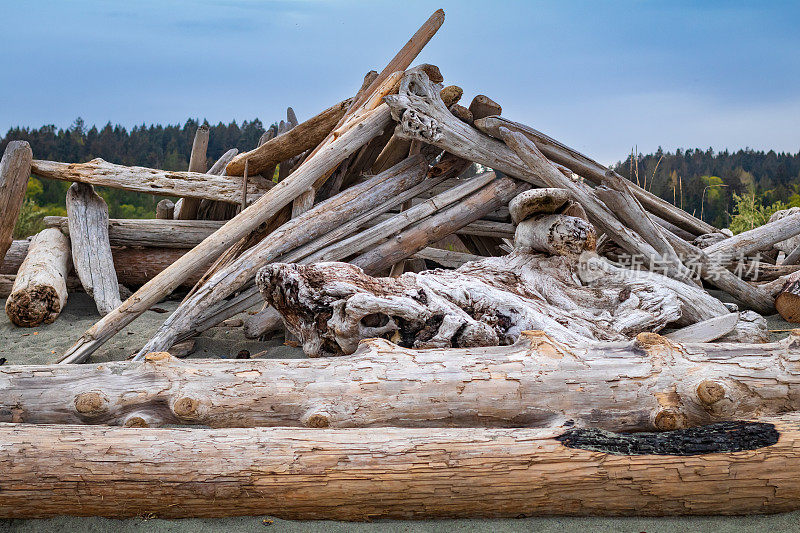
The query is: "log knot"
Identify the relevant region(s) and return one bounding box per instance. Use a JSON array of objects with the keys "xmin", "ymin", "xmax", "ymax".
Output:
[
  {"xmin": 172, "ymin": 397, "xmax": 201, "ymax": 420},
  {"xmin": 74, "ymin": 391, "xmax": 108, "ymax": 416},
  {"xmin": 696, "ymin": 380, "xmax": 726, "ymax": 406}
]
